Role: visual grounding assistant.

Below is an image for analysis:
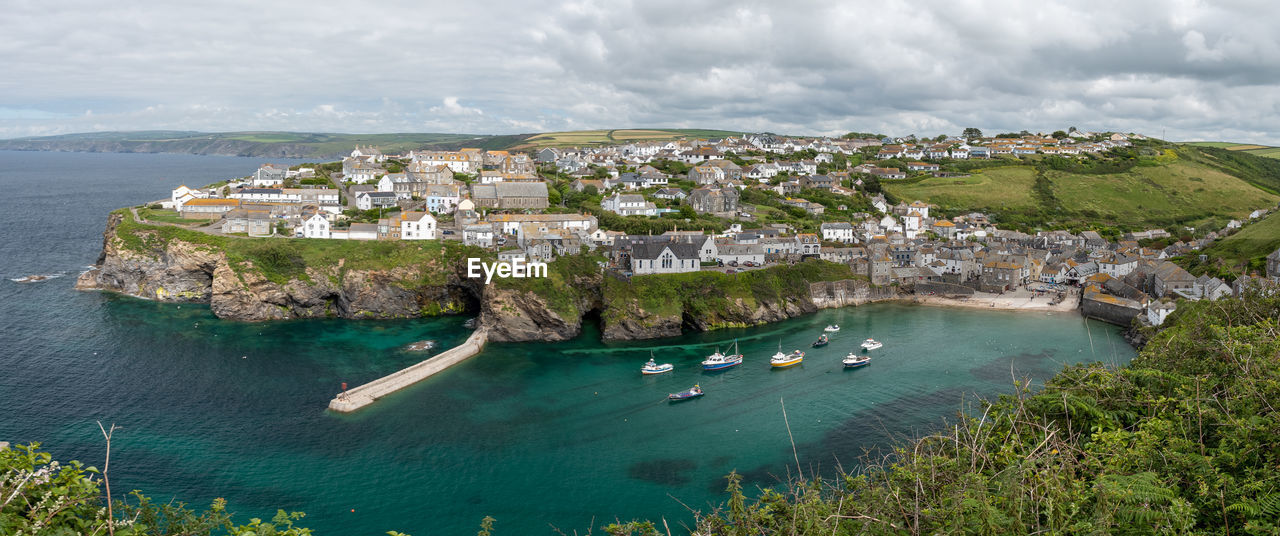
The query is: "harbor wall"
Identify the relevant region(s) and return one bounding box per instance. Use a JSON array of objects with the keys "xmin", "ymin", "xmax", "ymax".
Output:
[{"xmin": 328, "ymin": 328, "xmax": 489, "ymax": 413}]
